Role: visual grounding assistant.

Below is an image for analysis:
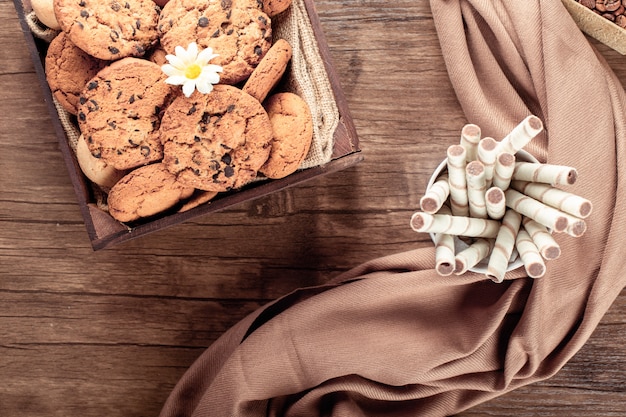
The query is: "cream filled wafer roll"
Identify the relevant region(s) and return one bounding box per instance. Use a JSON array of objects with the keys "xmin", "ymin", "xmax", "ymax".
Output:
[
  {"xmin": 515, "ymin": 228, "xmax": 546, "ymax": 278},
  {"xmin": 505, "ymin": 189, "xmax": 569, "ymax": 232},
  {"xmin": 434, "ymin": 232, "xmax": 456, "ymax": 276},
  {"xmin": 466, "ymin": 161, "xmax": 487, "ymax": 218},
  {"xmin": 487, "ymin": 209, "xmax": 522, "ymax": 283},
  {"xmin": 410, "ymin": 212, "xmax": 501, "ymax": 238},
  {"xmin": 562, "ymin": 213, "xmax": 587, "ymax": 237},
  {"xmin": 454, "ymin": 238, "xmax": 492, "ymax": 275},
  {"xmin": 485, "ymin": 186, "xmax": 506, "ymax": 219},
  {"xmin": 497, "ymin": 115, "xmax": 544, "ymax": 155},
  {"xmin": 477, "ymin": 137, "xmax": 498, "ymax": 187},
  {"xmin": 492, "ymin": 152, "xmax": 516, "ymax": 190},
  {"xmin": 447, "ymin": 145, "xmax": 469, "ymax": 216},
  {"xmin": 420, "ymin": 174, "xmax": 450, "ymax": 214},
  {"xmin": 510, "ymin": 180, "xmax": 593, "ymax": 219},
  {"xmin": 460, "ymin": 123, "xmax": 481, "ymax": 162},
  {"xmin": 522, "ymin": 217, "xmax": 561, "ymax": 260},
  {"xmin": 512, "ymin": 161, "xmax": 578, "ymax": 186}
]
